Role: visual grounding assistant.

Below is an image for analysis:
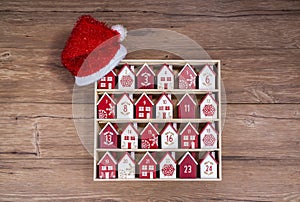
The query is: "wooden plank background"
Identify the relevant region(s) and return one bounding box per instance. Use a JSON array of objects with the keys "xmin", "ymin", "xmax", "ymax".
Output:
[{"xmin": 0, "ymin": 0, "xmax": 299, "ymax": 201}]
